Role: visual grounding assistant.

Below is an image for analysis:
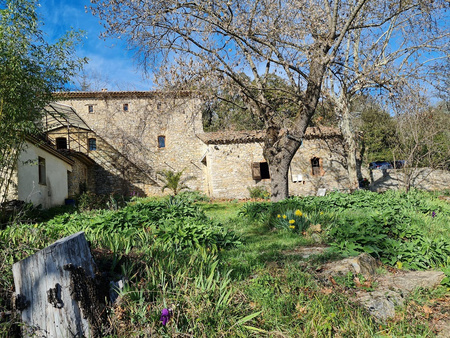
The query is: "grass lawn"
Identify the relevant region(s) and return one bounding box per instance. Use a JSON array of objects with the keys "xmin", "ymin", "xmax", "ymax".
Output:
[{"xmin": 1, "ymin": 189, "xmax": 449, "ymax": 336}]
